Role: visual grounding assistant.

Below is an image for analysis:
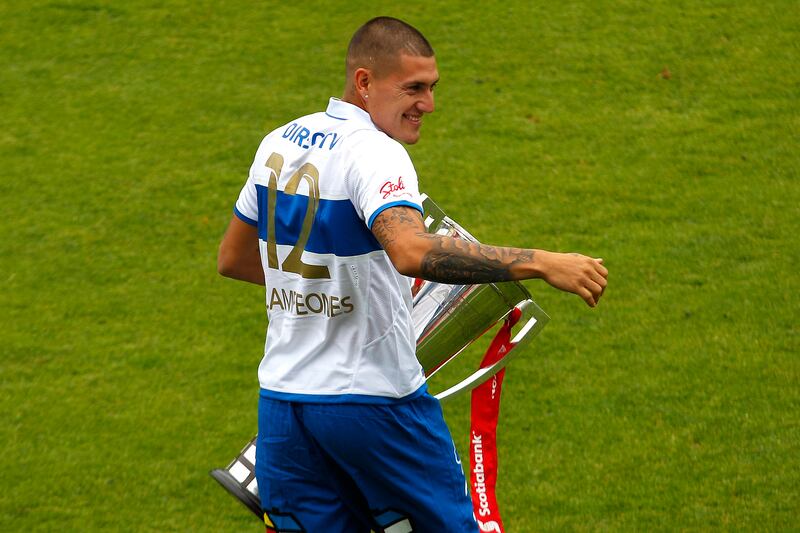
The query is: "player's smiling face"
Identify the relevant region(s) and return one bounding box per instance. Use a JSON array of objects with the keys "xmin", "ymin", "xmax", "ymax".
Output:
[{"xmin": 365, "ymin": 53, "xmax": 438, "ymax": 145}]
